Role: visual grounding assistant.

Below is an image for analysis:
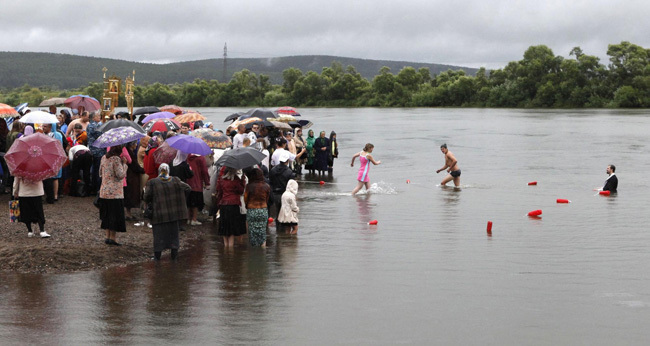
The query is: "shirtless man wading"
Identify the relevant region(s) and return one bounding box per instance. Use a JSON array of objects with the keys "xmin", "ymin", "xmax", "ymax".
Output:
[{"xmin": 436, "ymin": 143, "xmax": 461, "ymax": 186}]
